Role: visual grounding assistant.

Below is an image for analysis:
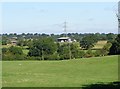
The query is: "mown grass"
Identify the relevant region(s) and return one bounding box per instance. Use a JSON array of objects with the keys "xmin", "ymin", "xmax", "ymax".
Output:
[
  {"xmin": 2, "ymin": 55, "xmax": 118, "ymax": 87},
  {"xmin": 93, "ymin": 41, "xmax": 107, "ymax": 49}
]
